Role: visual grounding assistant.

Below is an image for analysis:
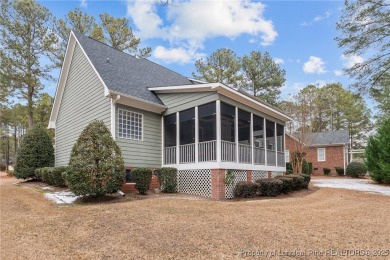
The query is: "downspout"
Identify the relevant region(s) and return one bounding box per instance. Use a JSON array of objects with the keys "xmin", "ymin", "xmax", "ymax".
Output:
[{"xmin": 110, "ymin": 95, "xmax": 121, "ymax": 140}]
